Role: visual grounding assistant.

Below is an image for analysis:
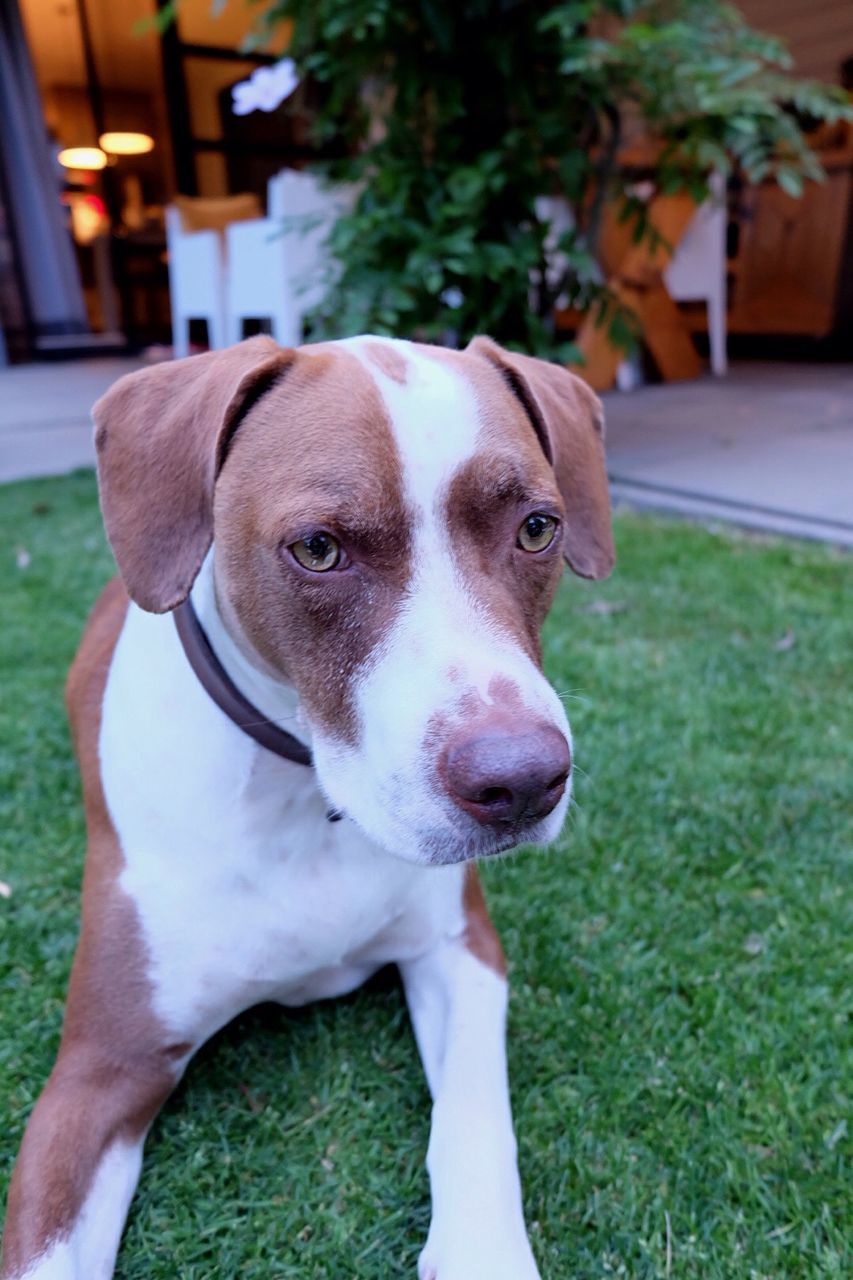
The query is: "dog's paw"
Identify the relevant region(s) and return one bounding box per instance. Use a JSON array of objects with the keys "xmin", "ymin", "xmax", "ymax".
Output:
[{"xmin": 418, "ymin": 1237, "xmax": 541, "ymax": 1280}]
